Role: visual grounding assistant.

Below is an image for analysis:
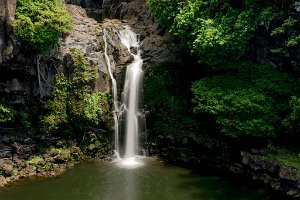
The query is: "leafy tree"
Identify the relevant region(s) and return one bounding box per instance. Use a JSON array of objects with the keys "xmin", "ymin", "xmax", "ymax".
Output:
[
  {"xmin": 283, "ymin": 96, "xmax": 300, "ymax": 134},
  {"xmin": 147, "ymin": 0, "xmax": 182, "ymax": 29},
  {"xmin": 147, "ymin": 0, "xmax": 284, "ymax": 65},
  {"xmin": 192, "ymin": 62, "xmax": 298, "ymax": 138},
  {"xmin": 13, "ymin": 0, "xmax": 73, "ymax": 52}
]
